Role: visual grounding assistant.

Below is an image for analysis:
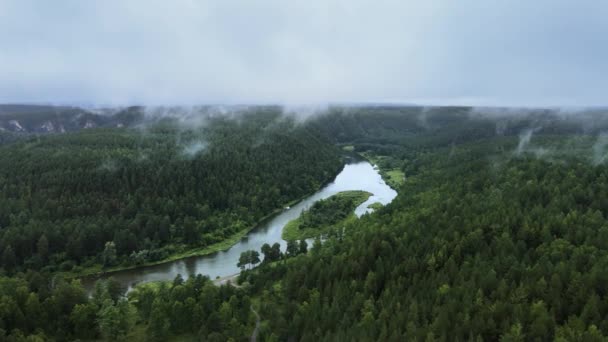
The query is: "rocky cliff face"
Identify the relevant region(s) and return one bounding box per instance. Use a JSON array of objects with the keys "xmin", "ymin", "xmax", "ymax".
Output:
[{"xmin": 0, "ymin": 104, "xmax": 145, "ymax": 134}]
